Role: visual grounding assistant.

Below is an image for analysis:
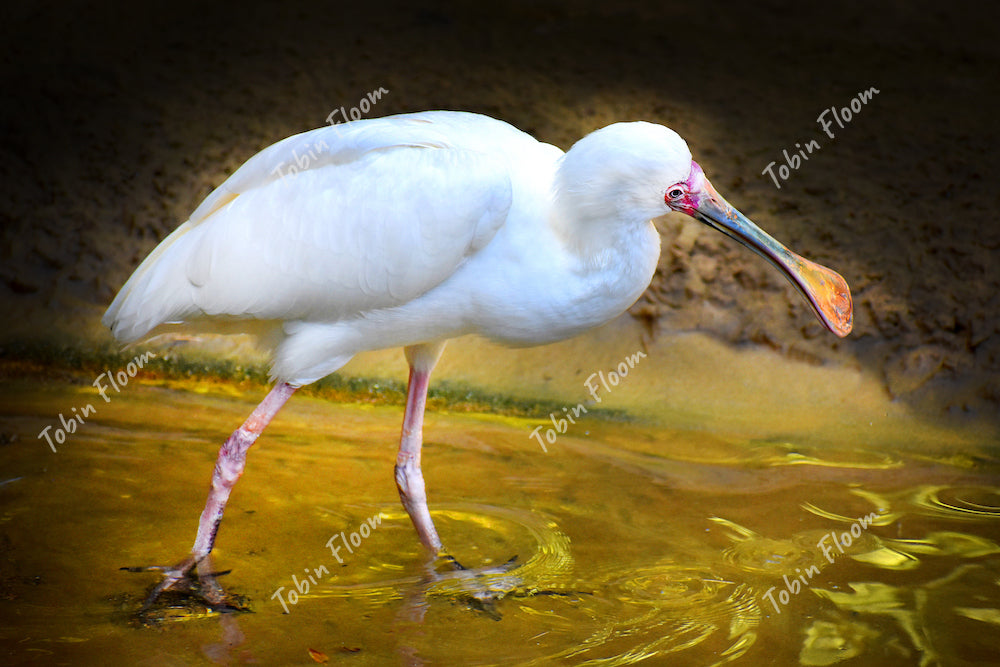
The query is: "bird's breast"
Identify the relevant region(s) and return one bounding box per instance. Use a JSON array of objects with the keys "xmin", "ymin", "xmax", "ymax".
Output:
[{"xmin": 456, "ymin": 219, "xmax": 661, "ymax": 346}]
